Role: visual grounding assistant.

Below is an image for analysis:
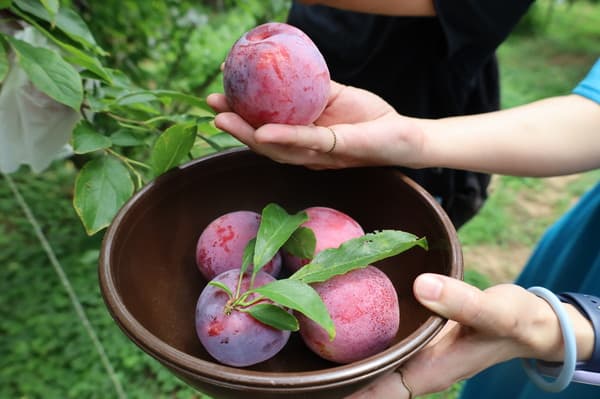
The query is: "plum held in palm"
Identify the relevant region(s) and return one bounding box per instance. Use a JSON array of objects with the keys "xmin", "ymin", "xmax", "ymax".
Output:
[{"xmin": 223, "ymin": 22, "xmax": 330, "ymax": 128}]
